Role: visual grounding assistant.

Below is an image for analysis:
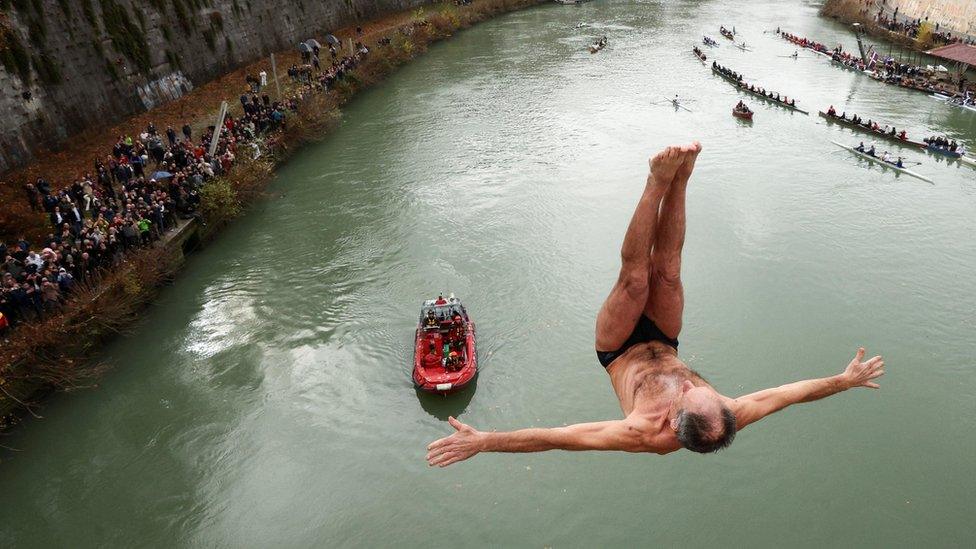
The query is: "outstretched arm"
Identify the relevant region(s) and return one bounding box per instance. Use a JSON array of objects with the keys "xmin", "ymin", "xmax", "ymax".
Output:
[
  {"xmin": 426, "ymin": 417, "xmax": 652, "ymax": 468},
  {"xmin": 732, "ymin": 347, "xmax": 885, "ymax": 430}
]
